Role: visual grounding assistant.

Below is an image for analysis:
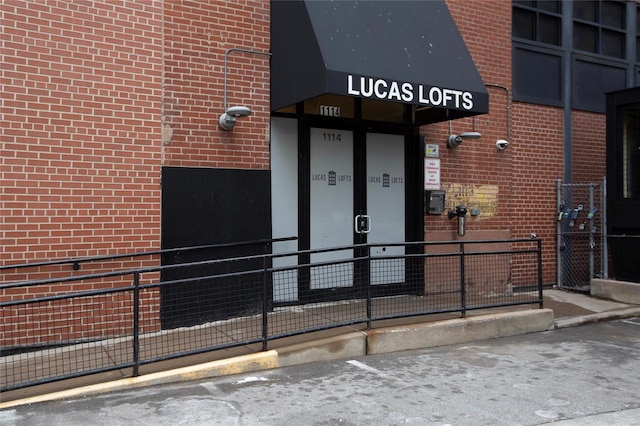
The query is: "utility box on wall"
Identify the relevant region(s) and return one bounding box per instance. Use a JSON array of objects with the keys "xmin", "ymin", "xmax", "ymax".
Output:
[{"xmin": 425, "ymin": 190, "xmax": 445, "ymax": 215}]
